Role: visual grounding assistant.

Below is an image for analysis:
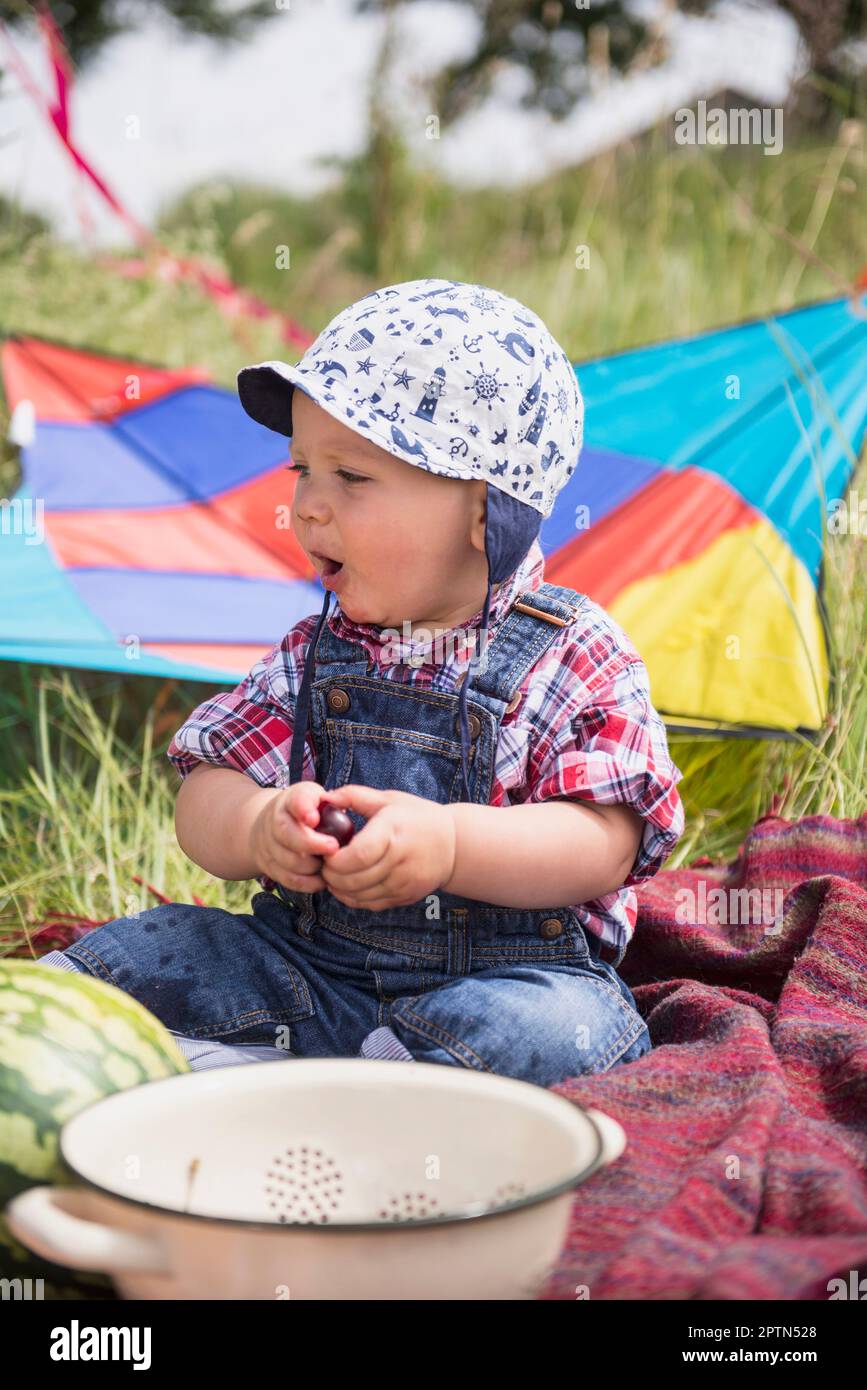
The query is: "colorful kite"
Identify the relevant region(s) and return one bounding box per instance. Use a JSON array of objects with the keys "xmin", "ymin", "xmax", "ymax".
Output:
[
  {"xmin": 2, "ymin": 294, "xmax": 866, "ymax": 734},
  {"xmin": 547, "ymin": 291, "xmax": 867, "ymax": 734},
  {"xmin": 0, "ymin": 334, "xmax": 320, "ymax": 683}
]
